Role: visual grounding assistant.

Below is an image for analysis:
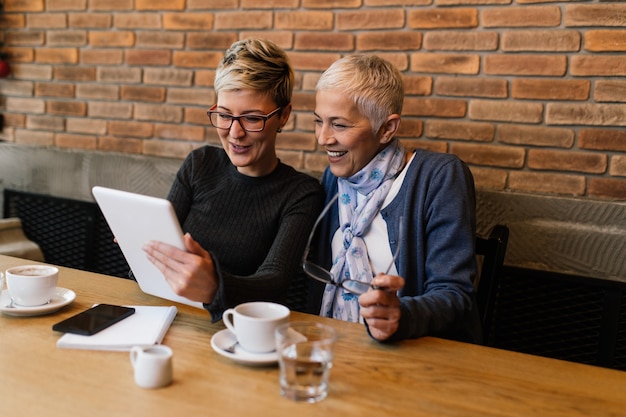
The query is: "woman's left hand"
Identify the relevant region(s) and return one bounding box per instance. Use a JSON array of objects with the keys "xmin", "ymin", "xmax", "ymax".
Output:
[{"xmin": 359, "ymin": 274, "xmax": 405, "ymax": 341}]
